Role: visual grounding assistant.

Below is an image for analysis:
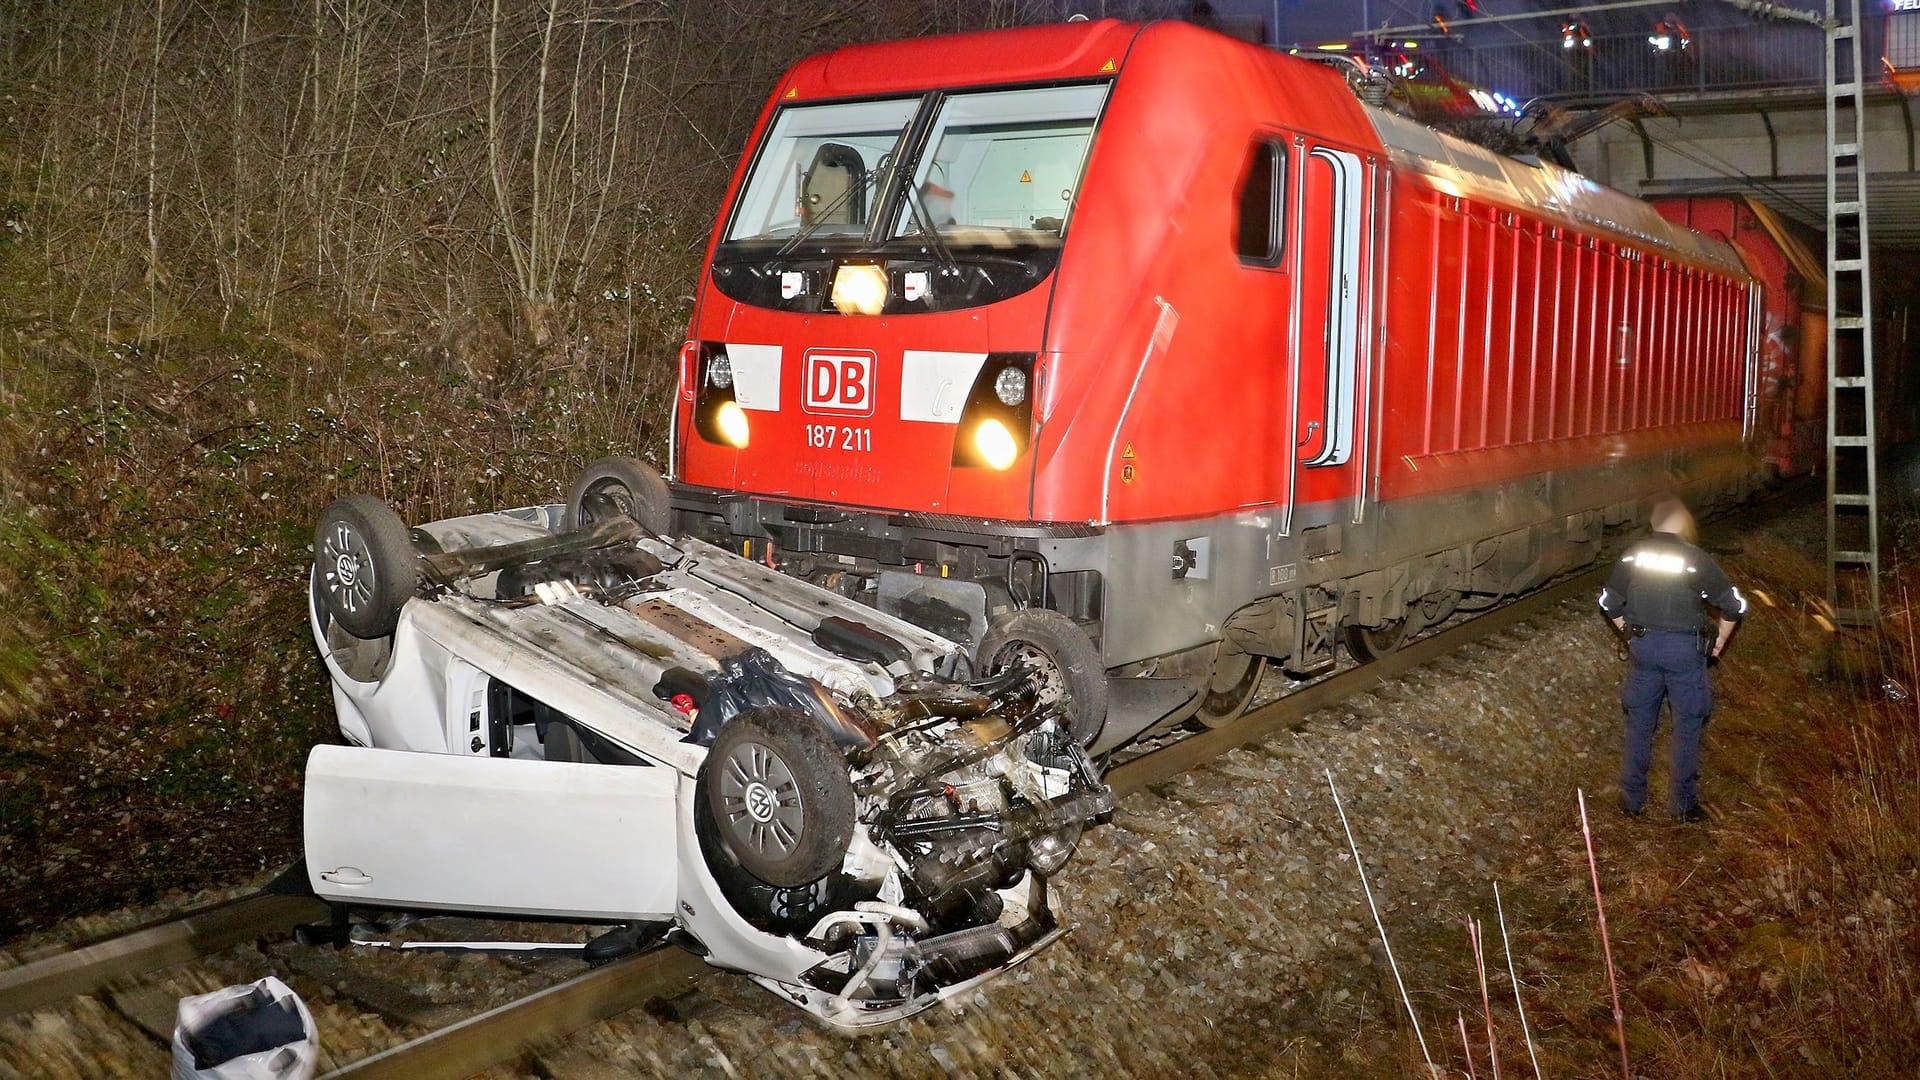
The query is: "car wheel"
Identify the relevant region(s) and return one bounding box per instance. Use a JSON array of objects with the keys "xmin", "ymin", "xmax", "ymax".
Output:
[
  {"xmin": 1193, "ymin": 644, "xmax": 1266, "ymax": 728},
  {"xmin": 978, "ymin": 608, "xmax": 1108, "ymax": 747},
  {"xmin": 564, "ymin": 456, "xmax": 671, "ymax": 534},
  {"xmin": 697, "ymin": 707, "xmax": 854, "ymax": 889},
  {"xmin": 693, "ymin": 776, "xmax": 856, "ymax": 934},
  {"xmin": 314, "ymin": 494, "xmax": 417, "ymax": 640}
]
